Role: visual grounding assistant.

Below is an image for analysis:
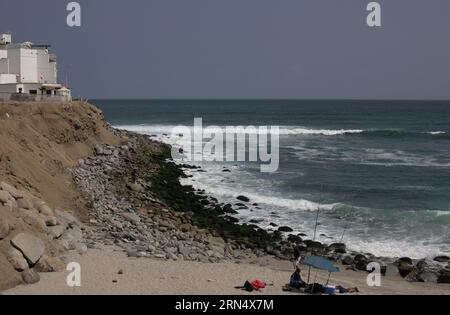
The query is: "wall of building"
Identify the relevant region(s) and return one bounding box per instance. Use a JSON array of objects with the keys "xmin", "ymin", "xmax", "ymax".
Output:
[
  {"xmin": 0, "ymin": 49, "xmax": 9, "ymax": 74},
  {"xmin": 0, "ymin": 74, "xmax": 17, "ymax": 84},
  {"xmin": 37, "ymin": 49, "xmax": 57, "ymax": 84},
  {"xmin": 18, "ymin": 48, "xmax": 38, "ymax": 83},
  {"xmin": 21, "ymin": 83, "xmax": 44, "ymax": 93},
  {"xmin": 5, "ymin": 48, "xmax": 21, "ymax": 79},
  {"xmin": 0, "ymin": 83, "xmax": 20, "ymax": 100},
  {"xmin": 0, "ymin": 83, "xmax": 49, "ymax": 94},
  {"xmin": 0, "ymin": 83, "xmax": 21, "ymax": 93}
]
